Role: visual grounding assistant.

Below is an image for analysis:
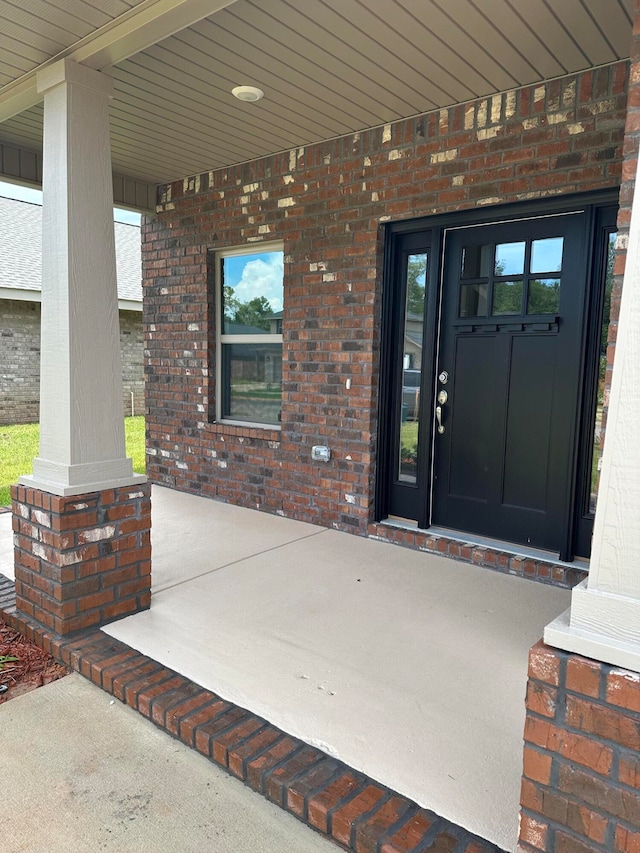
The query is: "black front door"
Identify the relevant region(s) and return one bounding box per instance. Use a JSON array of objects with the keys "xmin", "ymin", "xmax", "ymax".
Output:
[
  {"xmin": 379, "ymin": 195, "xmax": 618, "ymax": 560},
  {"xmin": 431, "ymin": 214, "xmax": 587, "ymax": 553}
]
